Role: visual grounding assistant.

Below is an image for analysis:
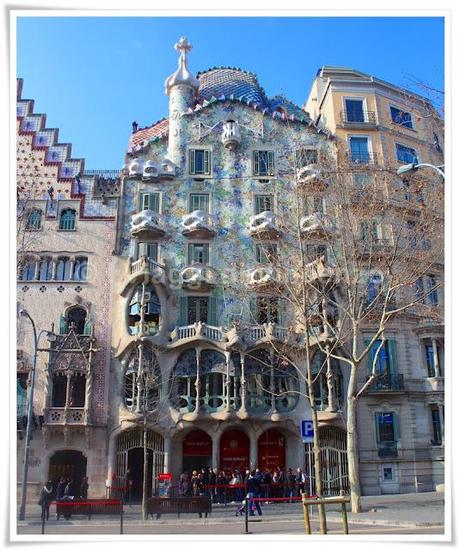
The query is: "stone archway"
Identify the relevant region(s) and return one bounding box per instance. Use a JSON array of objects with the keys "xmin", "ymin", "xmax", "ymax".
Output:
[{"xmin": 48, "ymin": 449, "xmax": 87, "ymax": 497}]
